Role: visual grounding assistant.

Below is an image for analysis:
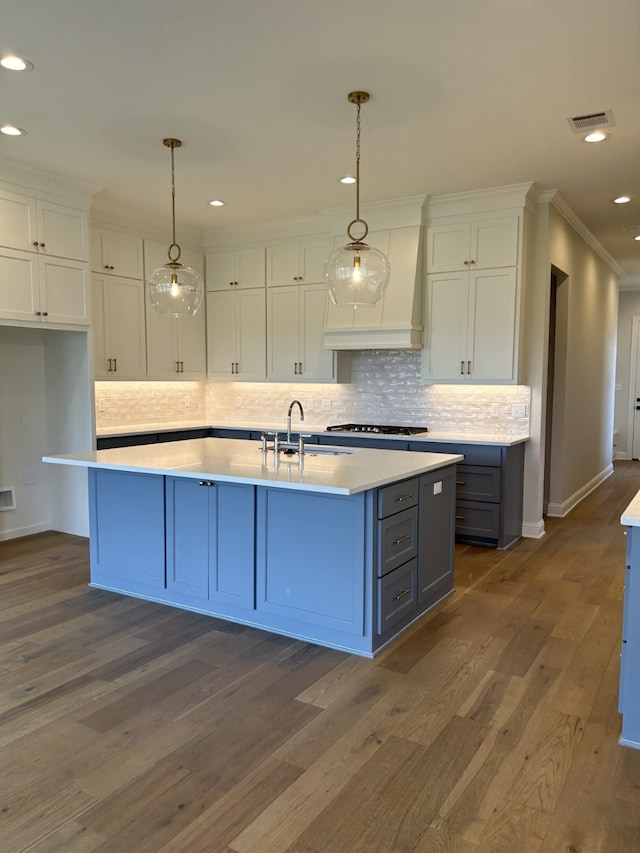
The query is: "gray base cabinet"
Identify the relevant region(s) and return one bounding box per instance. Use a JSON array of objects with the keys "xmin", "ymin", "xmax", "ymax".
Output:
[
  {"xmin": 620, "ymin": 526, "xmax": 640, "ymax": 749},
  {"xmin": 86, "ymin": 464, "xmax": 457, "ymax": 657}
]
